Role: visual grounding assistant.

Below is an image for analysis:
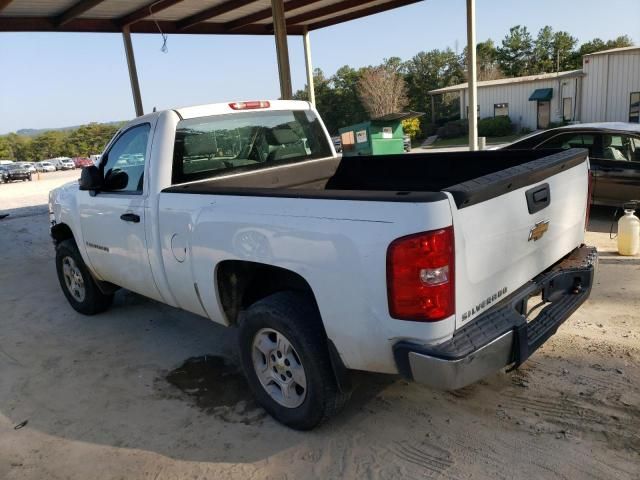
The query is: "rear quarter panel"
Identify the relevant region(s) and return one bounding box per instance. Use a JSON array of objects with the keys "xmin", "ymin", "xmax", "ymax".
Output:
[{"xmin": 158, "ymin": 193, "xmax": 454, "ymax": 374}]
